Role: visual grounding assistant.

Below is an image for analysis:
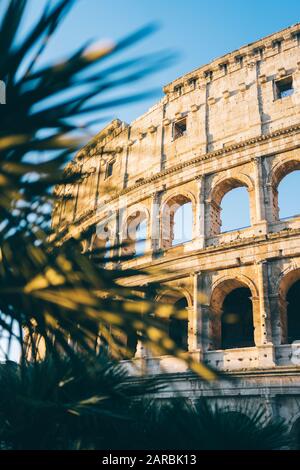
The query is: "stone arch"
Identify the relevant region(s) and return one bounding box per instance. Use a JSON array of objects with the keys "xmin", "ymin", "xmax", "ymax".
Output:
[
  {"xmin": 122, "ymin": 205, "xmax": 149, "ymax": 256},
  {"xmin": 268, "ymin": 157, "xmax": 300, "ymax": 189},
  {"xmin": 278, "ymin": 266, "xmax": 300, "ymax": 344},
  {"xmin": 210, "ymin": 173, "xmax": 254, "ymax": 206},
  {"xmin": 208, "ymin": 174, "xmax": 255, "ymax": 235},
  {"xmin": 91, "ymin": 223, "xmax": 113, "ymax": 259},
  {"xmin": 210, "ymin": 274, "xmax": 259, "ymax": 313},
  {"xmin": 210, "ymin": 275, "xmax": 258, "ymax": 350},
  {"xmin": 267, "ymin": 156, "xmax": 300, "ymax": 221},
  {"xmin": 156, "ymin": 288, "xmax": 192, "ymax": 351},
  {"xmin": 277, "ymin": 263, "xmax": 300, "ymax": 297},
  {"xmin": 90, "ymin": 212, "xmax": 117, "ymax": 258},
  {"xmin": 156, "ymin": 287, "xmax": 193, "ymax": 308},
  {"xmin": 160, "ymin": 191, "xmax": 195, "ymax": 249}
]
